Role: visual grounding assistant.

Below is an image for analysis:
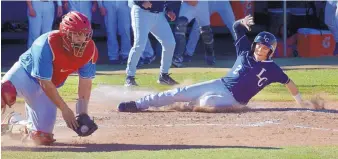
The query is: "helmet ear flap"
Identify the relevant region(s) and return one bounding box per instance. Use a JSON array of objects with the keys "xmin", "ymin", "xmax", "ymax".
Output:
[
  {"xmin": 251, "ymin": 42, "xmax": 256, "ymax": 54},
  {"xmin": 268, "ymin": 42, "xmax": 277, "ymax": 59},
  {"xmin": 267, "ymin": 50, "xmax": 274, "ymax": 59}
]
